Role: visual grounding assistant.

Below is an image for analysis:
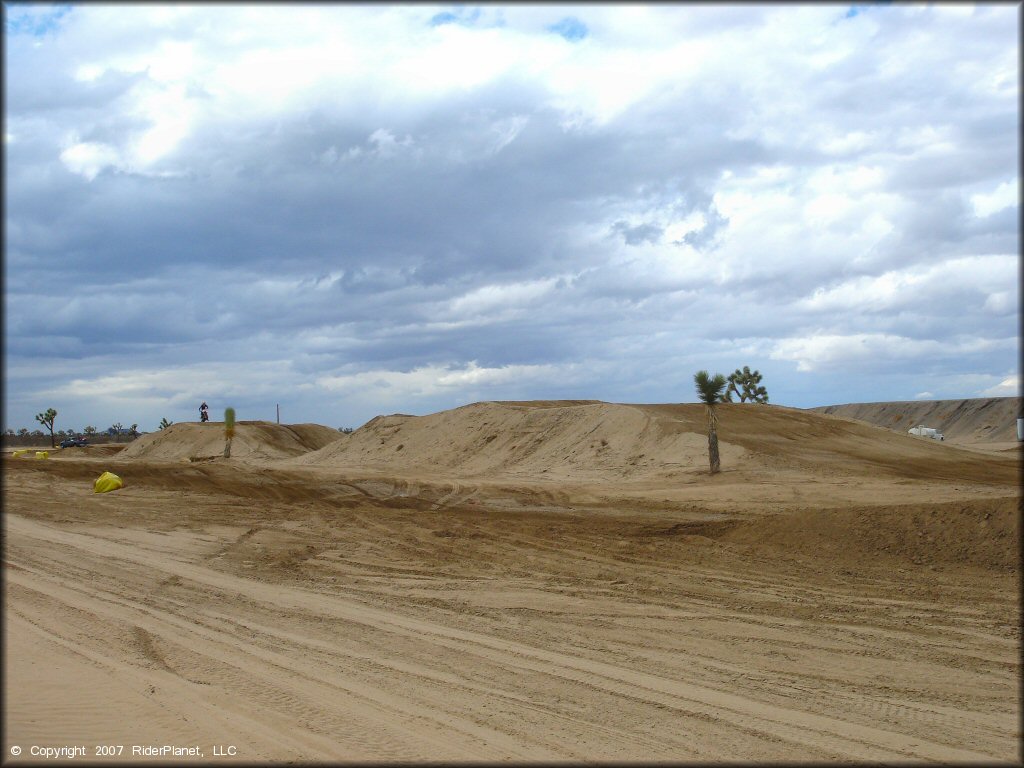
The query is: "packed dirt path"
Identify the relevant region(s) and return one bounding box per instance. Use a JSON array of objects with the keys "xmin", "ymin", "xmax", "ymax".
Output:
[{"xmin": 3, "ymin": 402, "xmax": 1021, "ymax": 763}]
